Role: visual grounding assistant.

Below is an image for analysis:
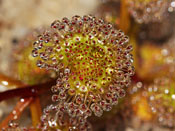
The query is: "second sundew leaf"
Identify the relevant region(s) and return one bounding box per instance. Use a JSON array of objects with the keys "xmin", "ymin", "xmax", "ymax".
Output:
[
  {"xmin": 127, "ymin": 0, "xmax": 170, "ymax": 24},
  {"xmin": 148, "ymin": 76, "xmax": 175, "ymax": 127}
]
